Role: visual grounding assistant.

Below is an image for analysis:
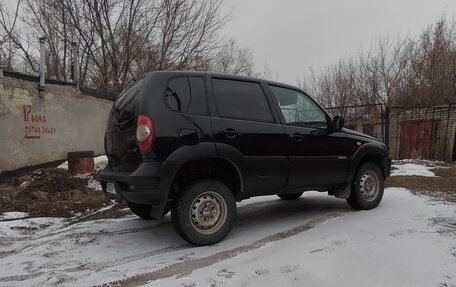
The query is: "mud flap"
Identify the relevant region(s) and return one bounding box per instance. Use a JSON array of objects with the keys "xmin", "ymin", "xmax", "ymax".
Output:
[{"xmin": 329, "ymin": 183, "xmax": 352, "ymax": 199}]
